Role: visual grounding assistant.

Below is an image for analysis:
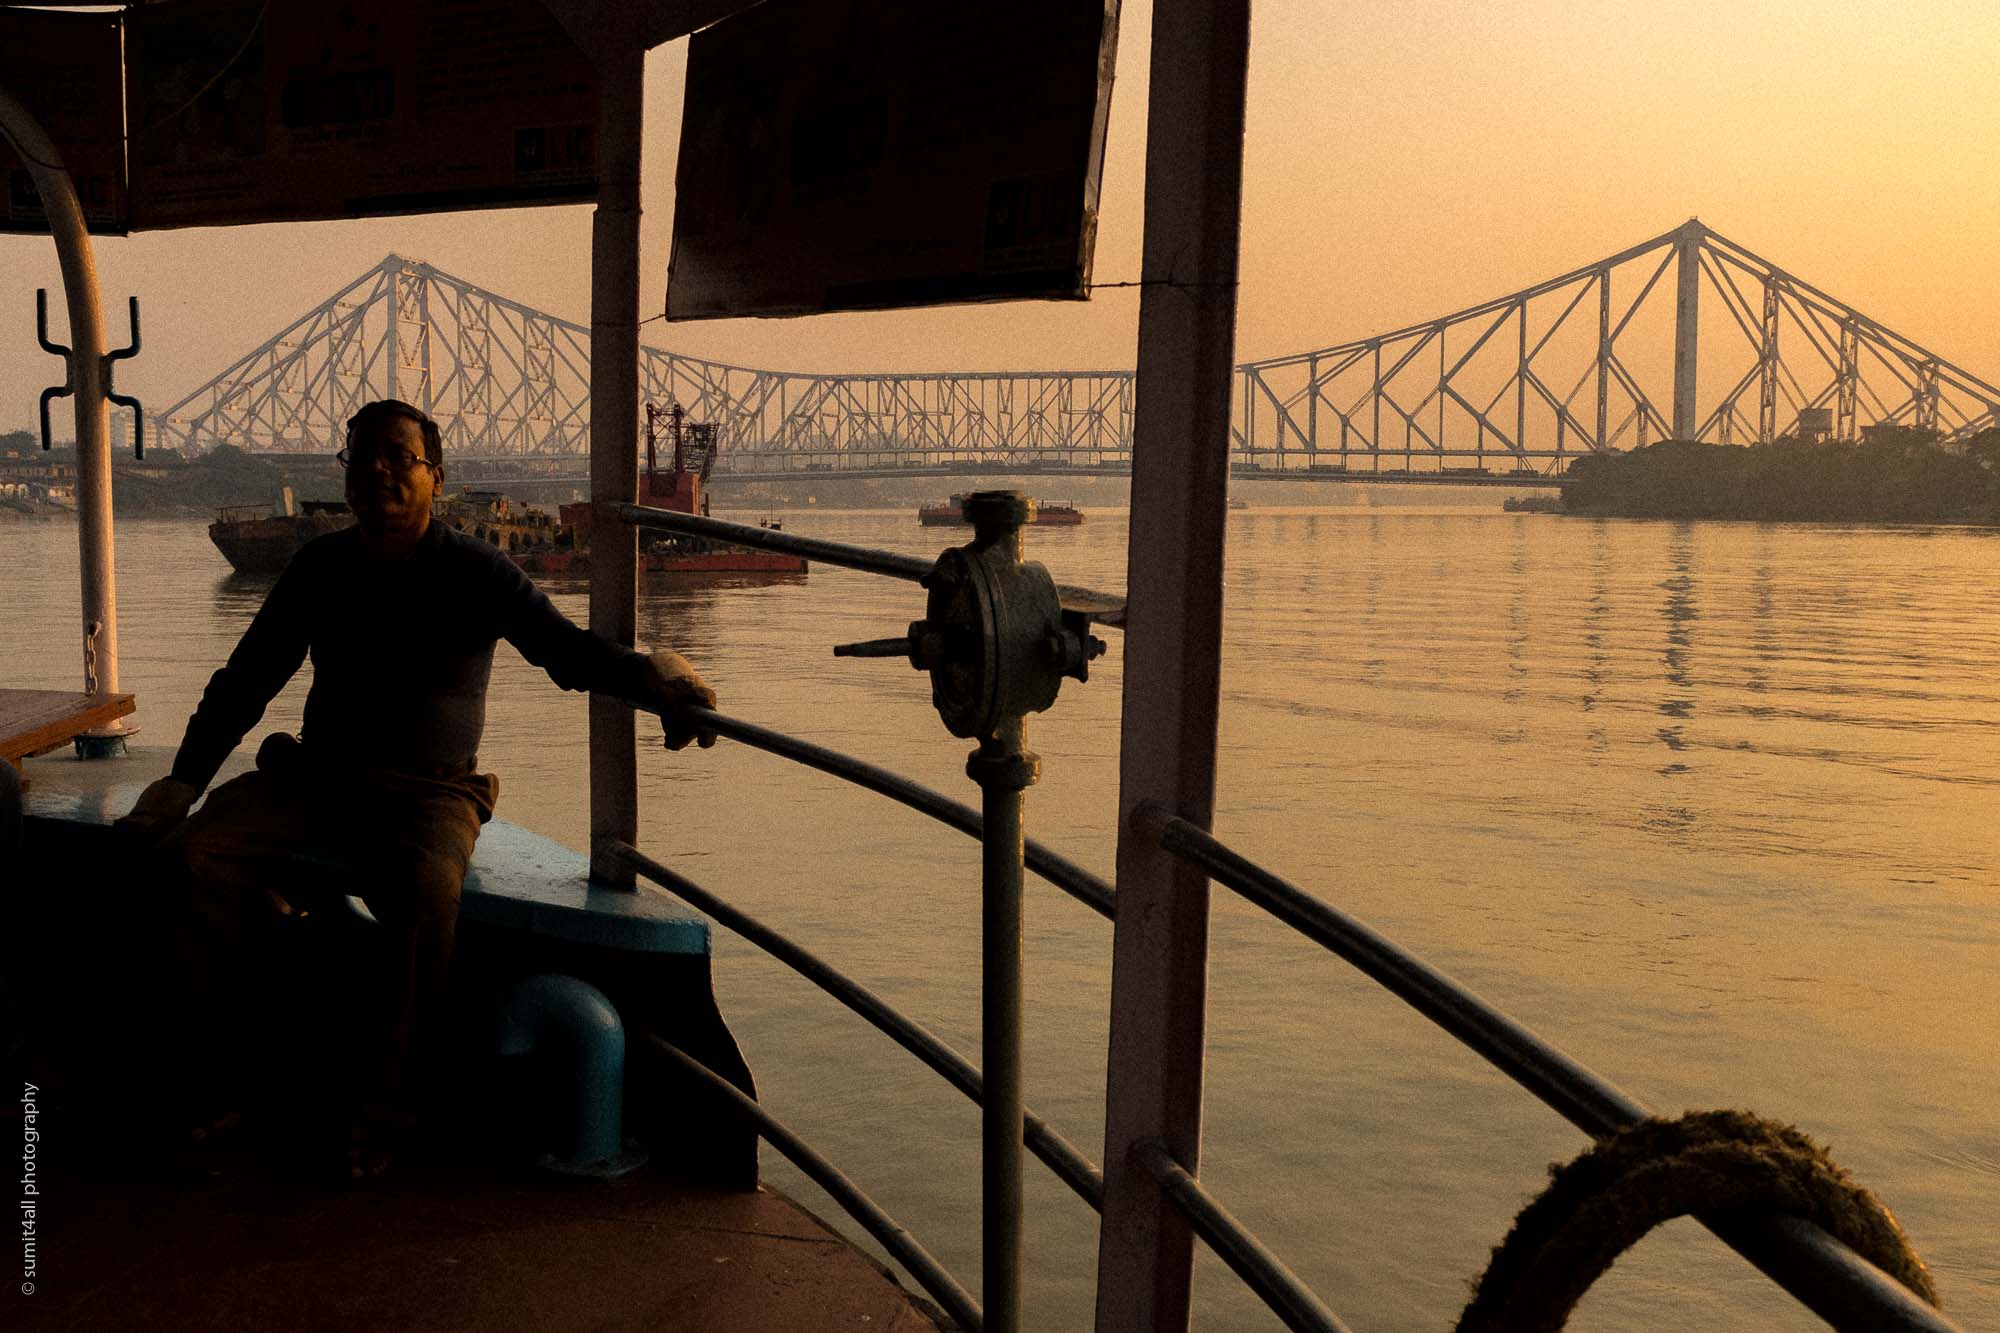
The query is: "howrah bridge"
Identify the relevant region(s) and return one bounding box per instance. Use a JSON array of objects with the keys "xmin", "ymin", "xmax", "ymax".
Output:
[{"xmin": 151, "ymin": 220, "xmax": 2000, "ymax": 487}]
